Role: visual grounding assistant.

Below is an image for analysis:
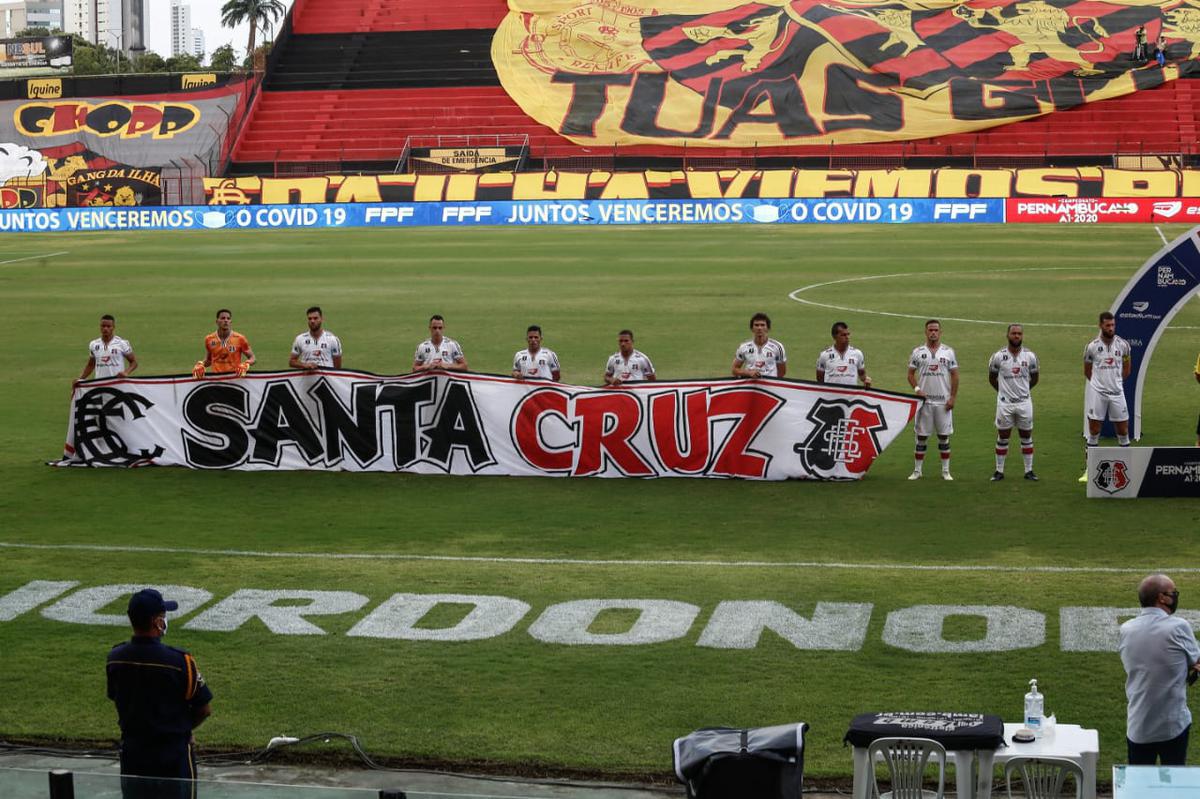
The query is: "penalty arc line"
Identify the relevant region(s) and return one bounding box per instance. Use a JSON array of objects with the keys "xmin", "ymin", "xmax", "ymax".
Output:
[
  {"xmin": 788, "ymin": 266, "xmax": 1200, "ymax": 330},
  {"xmin": 1, "ymin": 541, "xmax": 1198, "ymax": 575},
  {"xmin": 0, "ymin": 250, "xmax": 69, "ymax": 266}
]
